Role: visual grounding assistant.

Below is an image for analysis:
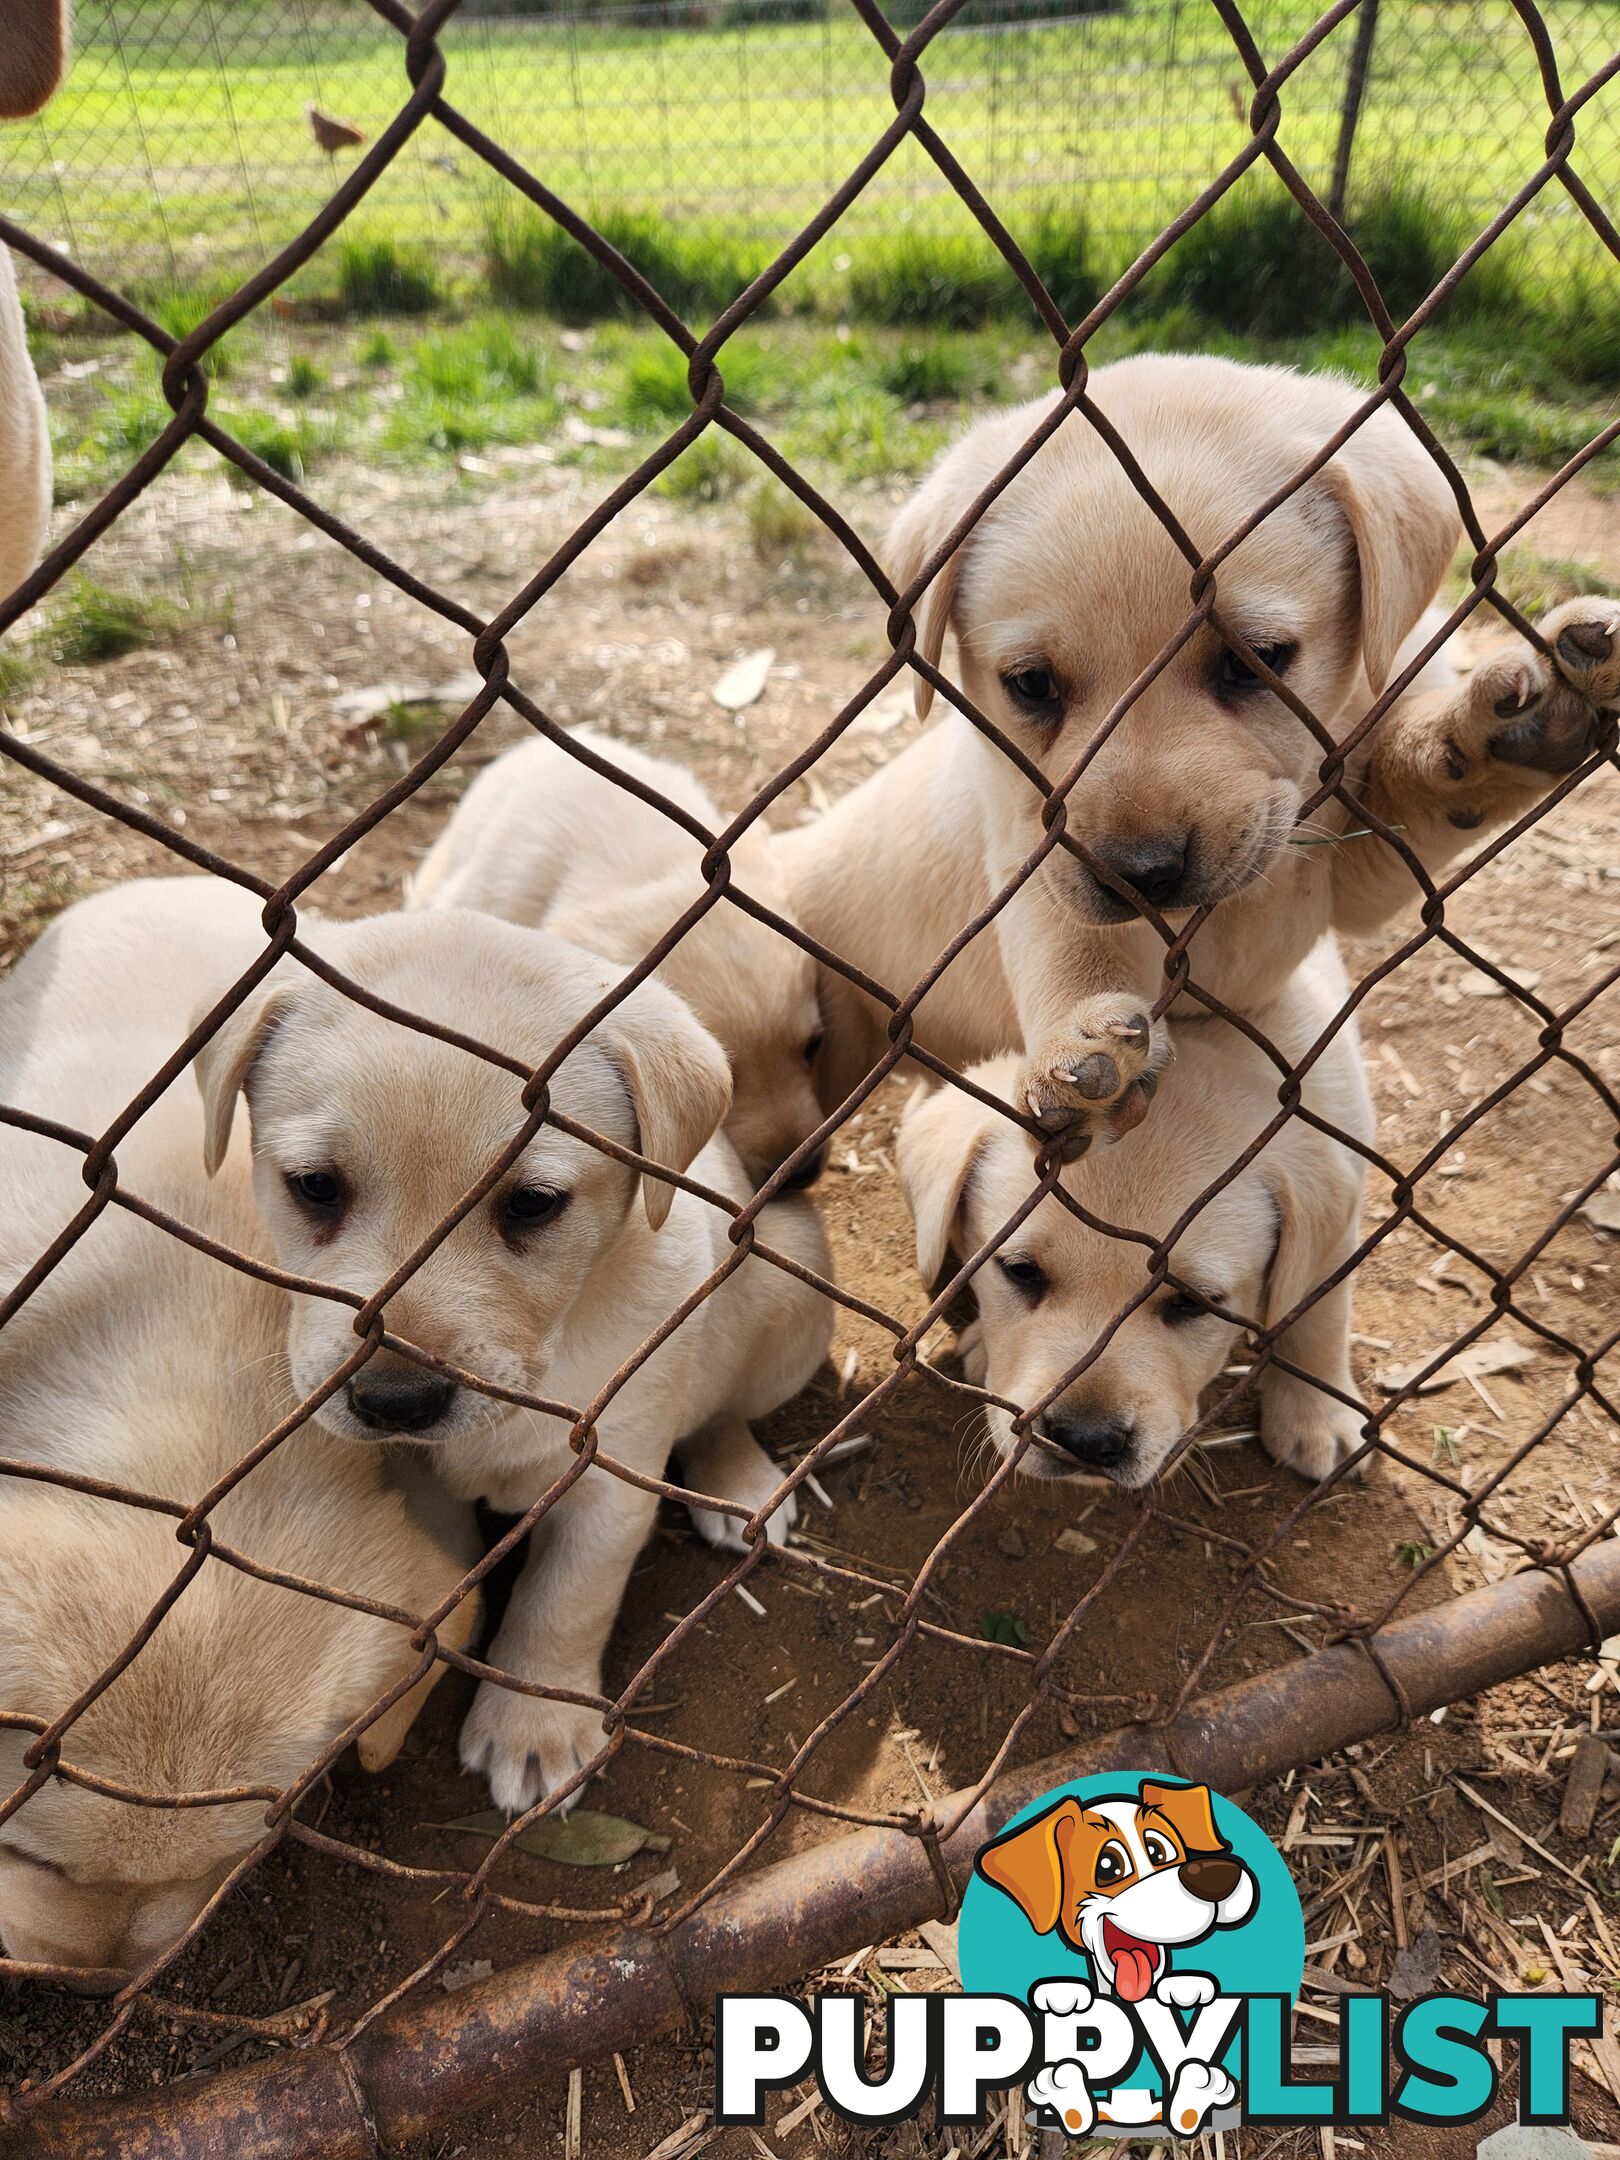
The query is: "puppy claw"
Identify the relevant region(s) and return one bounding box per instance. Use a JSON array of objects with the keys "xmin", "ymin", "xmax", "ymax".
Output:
[
  {"xmin": 1490, "ymin": 662, "xmax": 1538, "ymax": 719},
  {"xmin": 460, "ymin": 1681, "xmax": 606, "ymax": 1816},
  {"xmin": 1104, "ymin": 1014, "xmax": 1151, "ymax": 1050}
]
